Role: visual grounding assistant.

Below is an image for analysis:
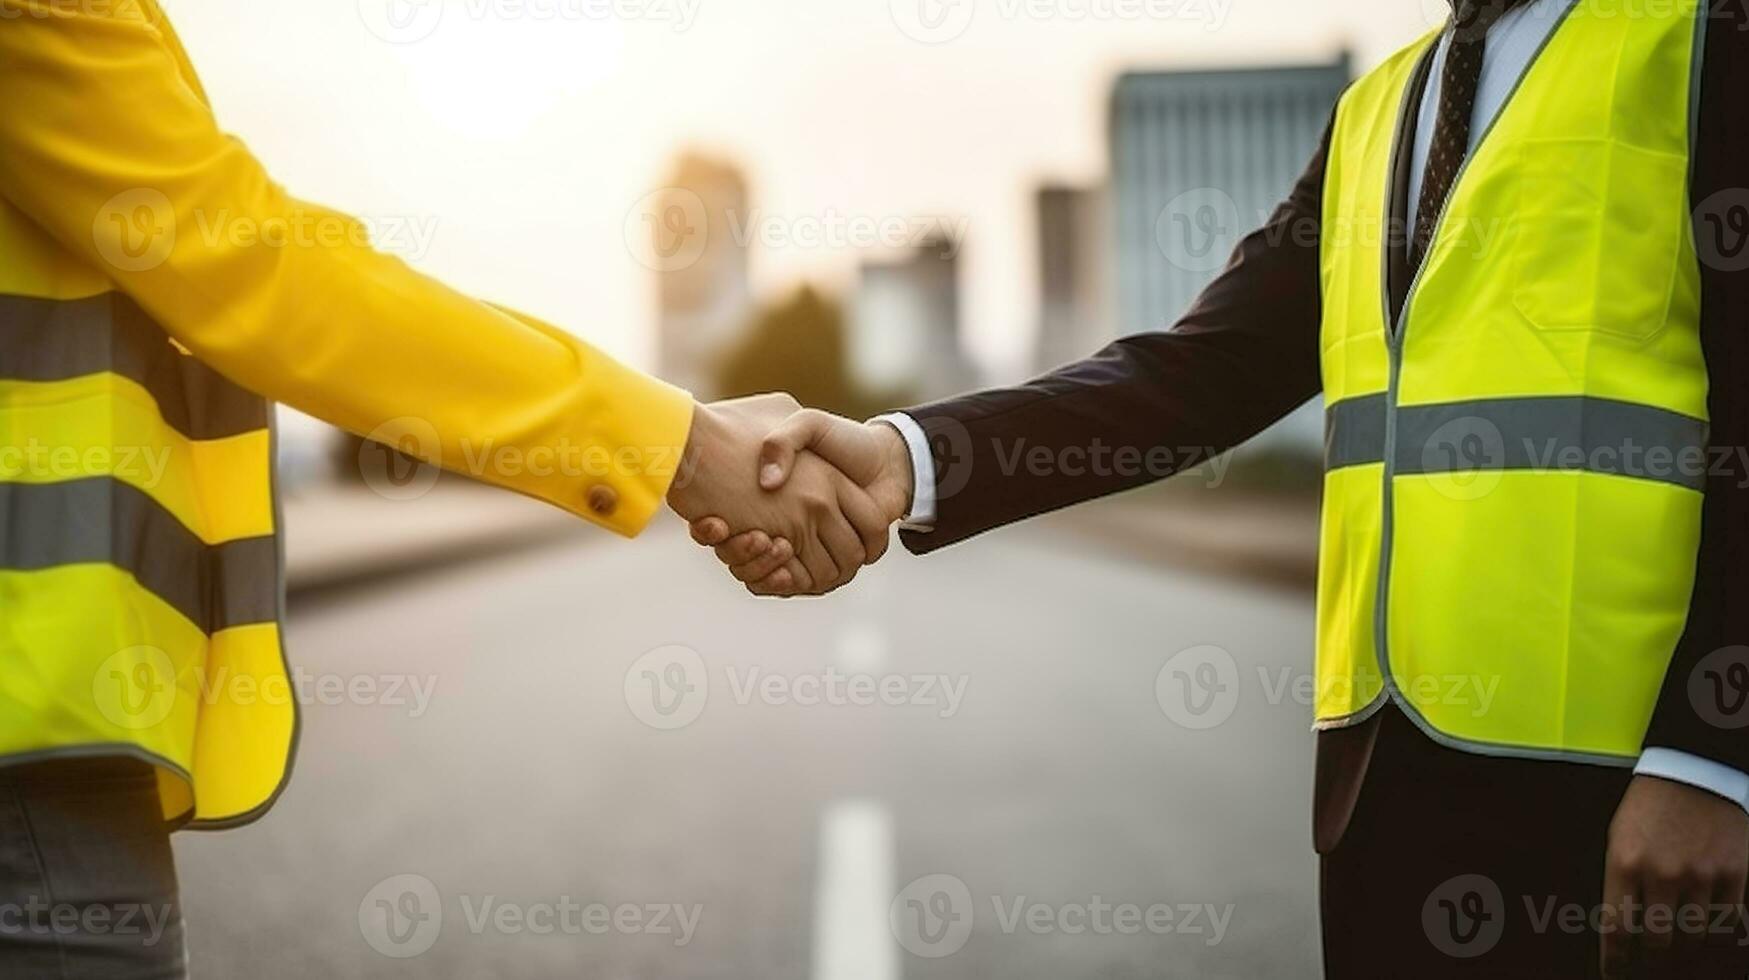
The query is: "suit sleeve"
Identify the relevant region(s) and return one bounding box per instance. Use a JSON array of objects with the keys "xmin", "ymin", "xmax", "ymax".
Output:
[
  {"xmin": 898, "ymin": 114, "xmax": 1333, "ymax": 555},
  {"xmin": 0, "ymin": 1, "xmax": 693, "ymax": 536},
  {"xmin": 1642, "ymin": 9, "xmax": 1749, "ymax": 771}
]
